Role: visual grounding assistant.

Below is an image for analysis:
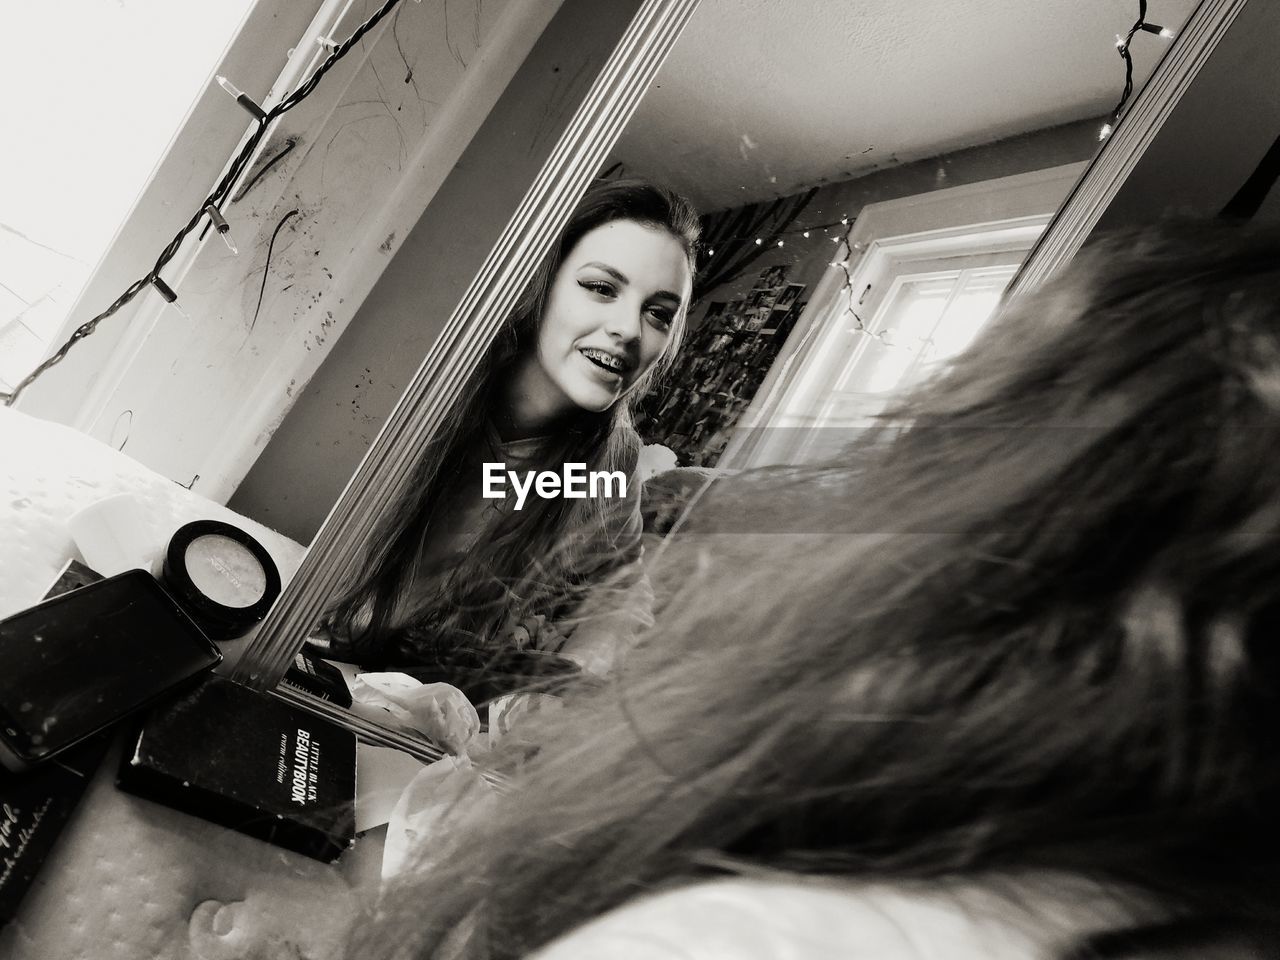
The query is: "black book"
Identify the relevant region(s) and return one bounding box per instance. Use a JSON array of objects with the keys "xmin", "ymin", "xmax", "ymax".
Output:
[
  {"xmin": 116, "ymin": 674, "xmax": 357, "ymax": 863},
  {"xmin": 1, "ymin": 560, "xmax": 108, "ymax": 927},
  {"xmin": 0, "ymin": 732, "xmax": 111, "ymax": 925}
]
